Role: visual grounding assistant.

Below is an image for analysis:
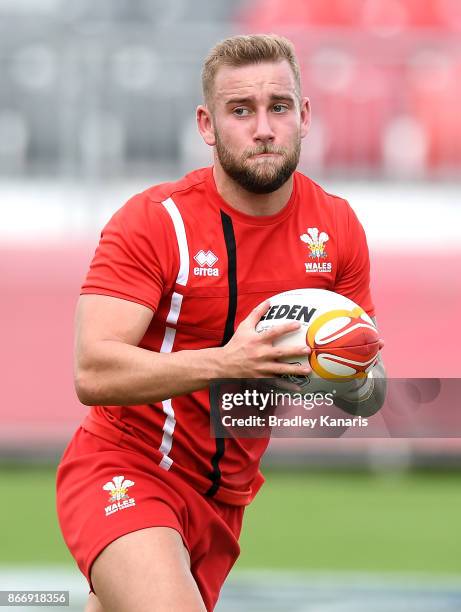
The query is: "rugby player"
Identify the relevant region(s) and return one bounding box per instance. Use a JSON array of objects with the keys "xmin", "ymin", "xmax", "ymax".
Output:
[{"xmin": 56, "ymin": 34, "xmax": 385, "ymax": 612}]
